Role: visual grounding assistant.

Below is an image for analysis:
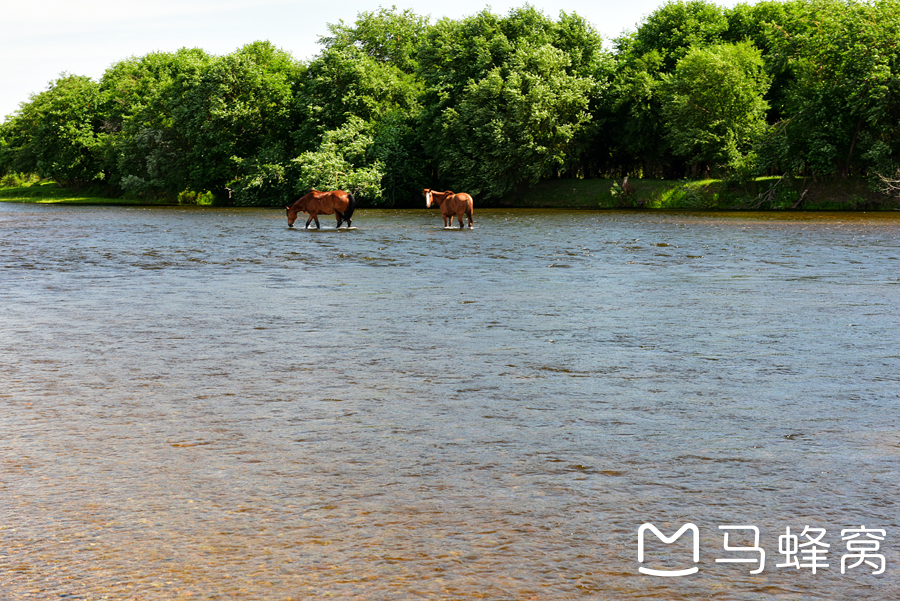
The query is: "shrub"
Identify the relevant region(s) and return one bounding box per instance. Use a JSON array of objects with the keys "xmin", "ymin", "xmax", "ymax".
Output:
[
  {"xmin": 0, "ymin": 172, "xmax": 41, "ymax": 188},
  {"xmin": 177, "ymin": 189, "xmax": 215, "ymax": 205}
]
